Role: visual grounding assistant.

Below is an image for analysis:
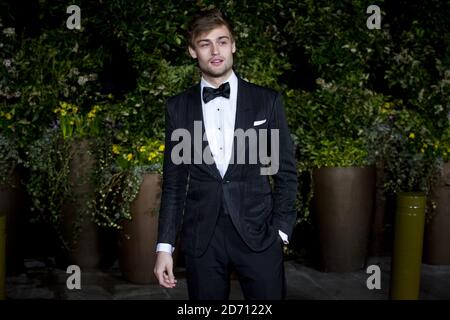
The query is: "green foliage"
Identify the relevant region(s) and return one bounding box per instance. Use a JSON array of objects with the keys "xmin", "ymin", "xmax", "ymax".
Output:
[
  {"xmin": 53, "ymin": 102, "xmax": 105, "ymax": 140},
  {"xmin": 285, "ymin": 80, "xmax": 386, "ymax": 170},
  {"xmin": 283, "ymin": 0, "xmax": 391, "ymax": 86},
  {"xmin": 25, "ymin": 129, "xmax": 72, "ymax": 230},
  {"xmin": 385, "ymin": 32, "xmax": 450, "ymax": 135},
  {"xmin": 1, "ymin": 0, "xmax": 449, "ymax": 238},
  {"xmin": 0, "ymin": 26, "xmax": 108, "ymax": 148},
  {"xmin": 440, "ymin": 127, "xmax": 450, "ymax": 163},
  {"xmin": 306, "ymin": 138, "xmax": 369, "ymax": 168},
  {"xmin": 375, "ymin": 105, "xmax": 445, "ymax": 194},
  {"xmin": 0, "ymin": 133, "xmax": 20, "ymax": 186},
  {"xmin": 111, "ymin": 138, "xmax": 164, "ymax": 173}
]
